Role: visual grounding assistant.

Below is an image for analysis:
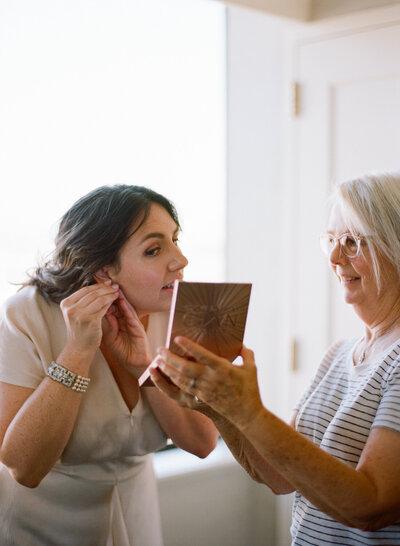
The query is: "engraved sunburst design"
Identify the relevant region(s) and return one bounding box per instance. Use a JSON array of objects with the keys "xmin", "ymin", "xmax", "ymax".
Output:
[{"xmin": 169, "ymin": 282, "xmax": 251, "ymax": 361}]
